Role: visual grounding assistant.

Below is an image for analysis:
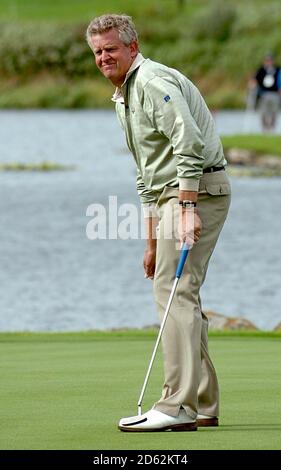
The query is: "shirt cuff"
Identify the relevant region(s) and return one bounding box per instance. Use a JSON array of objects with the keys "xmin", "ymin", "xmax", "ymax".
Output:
[
  {"xmin": 179, "ymin": 177, "xmax": 200, "ymax": 192},
  {"xmin": 142, "ymin": 203, "xmax": 159, "ymax": 218}
]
